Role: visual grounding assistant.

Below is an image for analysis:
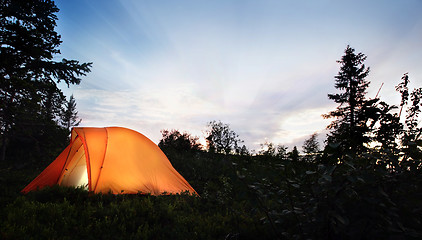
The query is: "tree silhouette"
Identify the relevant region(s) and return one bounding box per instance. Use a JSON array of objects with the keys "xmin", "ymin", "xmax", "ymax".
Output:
[
  {"xmin": 237, "ymin": 144, "xmax": 250, "ymax": 156},
  {"xmin": 288, "ymin": 146, "xmax": 300, "ymax": 161},
  {"xmin": 401, "ymin": 86, "xmax": 422, "ymax": 168},
  {"xmin": 158, "ymin": 129, "xmax": 201, "ymax": 152},
  {"xmin": 205, "ymin": 120, "xmax": 243, "ymax": 154},
  {"xmin": 61, "ymin": 94, "xmax": 82, "ymax": 131},
  {"xmin": 324, "ymin": 45, "xmax": 373, "ymax": 157},
  {"xmin": 0, "ymin": 0, "xmax": 91, "ymax": 161},
  {"xmin": 258, "ymin": 141, "xmax": 276, "ymax": 156},
  {"xmin": 302, "ymin": 133, "xmax": 320, "ymax": 154},
  {"xmin": 395, "ymin": 73, "xmax": 410, "ymax": 118},
  {"xmin": 258, "ymin": 141, "xmax": 287, "ymax": 159},
  {"xmin": 302, "ymin": 133, "xmax": 320, "ymax": 162}
]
